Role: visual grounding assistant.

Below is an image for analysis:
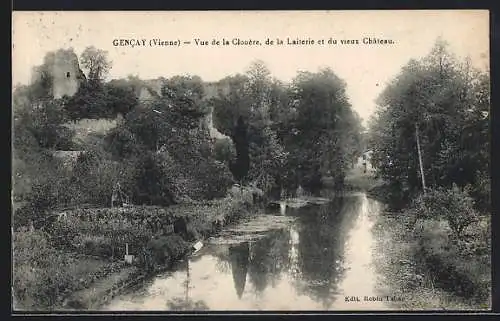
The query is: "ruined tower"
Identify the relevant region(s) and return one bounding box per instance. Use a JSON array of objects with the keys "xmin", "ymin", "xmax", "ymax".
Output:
[
  {"xmin": 31, "ymin": 48, "xmax": 86, "ymax": 99},
  {"xmin": 51, "ymin": 49, "xmax": 85, "ymax": 99}
]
